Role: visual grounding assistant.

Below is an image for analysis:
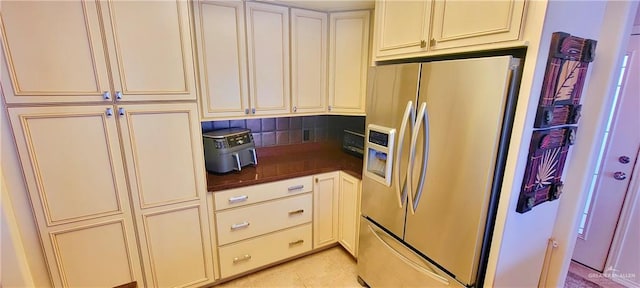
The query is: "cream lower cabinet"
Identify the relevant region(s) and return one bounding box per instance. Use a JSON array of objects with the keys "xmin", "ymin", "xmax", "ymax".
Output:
[
  {"xmin": 313, "ymin": 172, "xmax": 340, "ymax": 248},
  {"xmin": 118, "ymin": 103, "xmax": 215, "ymax": 287},
  {"xmin": 8, "ymin": 105, "xmax": 144, "ymax": 287},
  {"xmin": 214, "ymin": 176, "xmax": 314, "ymax": 278},
  {"xmin": 8, "ymin": 103, "xmax": 214, "ymax": 287},
  {"xmin": 328, "ymin": 11, "xmax": 370, "ymax": 115},
  {"xmin": 338, "ymin": 172, "xmax": 362, "ymax": 257}
]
